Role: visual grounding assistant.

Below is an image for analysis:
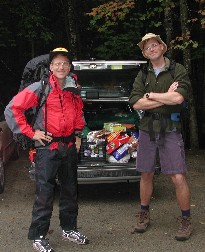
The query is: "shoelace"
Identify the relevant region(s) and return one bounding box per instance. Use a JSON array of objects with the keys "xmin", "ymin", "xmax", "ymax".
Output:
[
  {"xmin": 177, "ymin": 217, "xmax": 191, "ymax": 231},
  {"xmin": 68, "ymin": 230, "xmax": 85, "ymax": 238},
  {"xmin": 136, "ymin": 211, "xmax": 149, "ymax": 223},
  {"xmin": 35, "ymin": 238, "xmax": 51, "ymax": 248}
]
